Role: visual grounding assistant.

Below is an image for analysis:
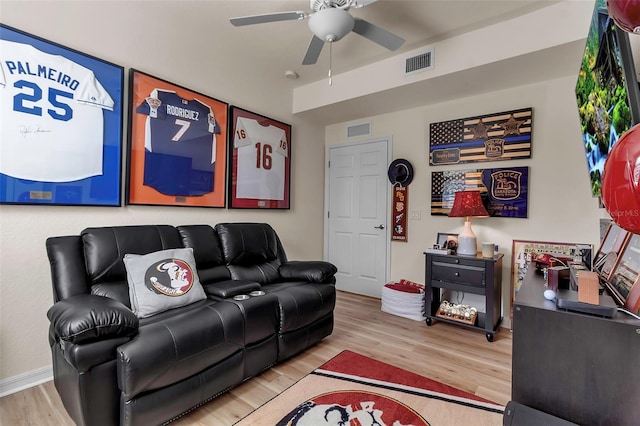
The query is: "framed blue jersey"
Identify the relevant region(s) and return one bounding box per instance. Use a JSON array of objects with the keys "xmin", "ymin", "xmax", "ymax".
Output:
[
  {"xmin": 136, "ymin": 89, "xmax": 220, "ymax": 197},
  {"xmin": 127, "ymin": 70, "xmax": 228, "ymax": 208}
]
